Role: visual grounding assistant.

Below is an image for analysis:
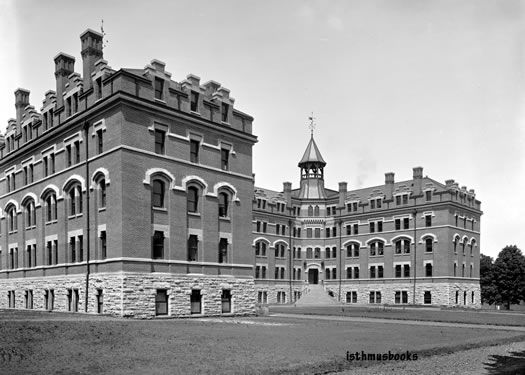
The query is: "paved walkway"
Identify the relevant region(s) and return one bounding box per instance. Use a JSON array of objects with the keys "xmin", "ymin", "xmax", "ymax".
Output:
[{"xmin": 270, "ymin": 313, "xmax": 525, "ymax": 332}]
